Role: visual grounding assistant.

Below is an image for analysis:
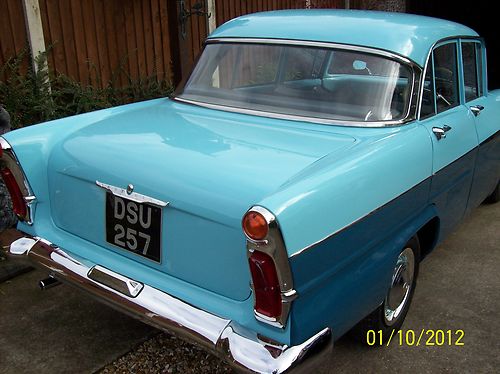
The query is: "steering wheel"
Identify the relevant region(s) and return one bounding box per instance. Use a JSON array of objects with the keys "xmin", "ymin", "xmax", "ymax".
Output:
[{"xmin": 434, "ymin": 67, "xmax": 454, "ymax": 106}]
